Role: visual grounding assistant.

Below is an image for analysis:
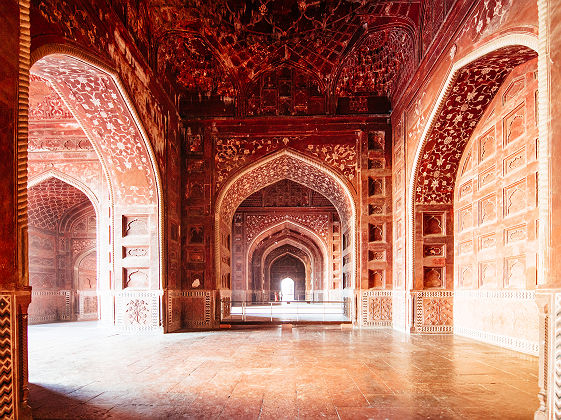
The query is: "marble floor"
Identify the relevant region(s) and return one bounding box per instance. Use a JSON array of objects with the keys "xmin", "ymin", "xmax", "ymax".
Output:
[{"xmin": 28, "ymin": 322, "xmax": 538, "ymax": 419}]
